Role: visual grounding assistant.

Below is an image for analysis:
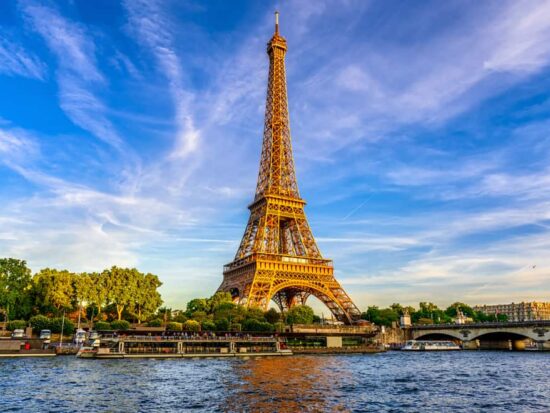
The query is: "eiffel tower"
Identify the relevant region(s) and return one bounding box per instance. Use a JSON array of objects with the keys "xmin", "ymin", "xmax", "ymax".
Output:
[{"xmin": 218, "ymin": 13, "xmax": 361, "ymax": 324}]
